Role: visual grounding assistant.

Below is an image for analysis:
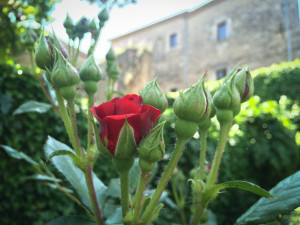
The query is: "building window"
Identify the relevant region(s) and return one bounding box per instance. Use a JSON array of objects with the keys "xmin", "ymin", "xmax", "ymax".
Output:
[
  {"xmin": 170, "ymin": 33, "xmax": 178, "ymax": 48},
  {"xmin": 217, "ymin": 22, "xmax": 227, "ymax": 41},
  {"xmin": 216, "ymin": 68, "xmax": 227, "ymax": 80}
]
